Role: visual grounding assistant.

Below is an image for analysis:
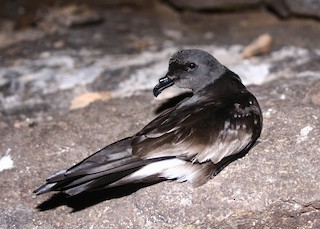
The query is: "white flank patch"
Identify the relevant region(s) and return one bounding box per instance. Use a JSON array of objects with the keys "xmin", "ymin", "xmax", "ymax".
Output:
[
  {"xmin": 121, "ymin": 158, "xmax": 206, "ymax": 185},
  {"xmin": 297, "ymin": 125, "xmax": 313, "ymax": 143},
  {"xmin": 127, "ymin": 158, "xmax": 186, "ymax": 179},
  {"xmin": 0, "ymin": 149, "xmax": 14, "ymax": 172}
]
